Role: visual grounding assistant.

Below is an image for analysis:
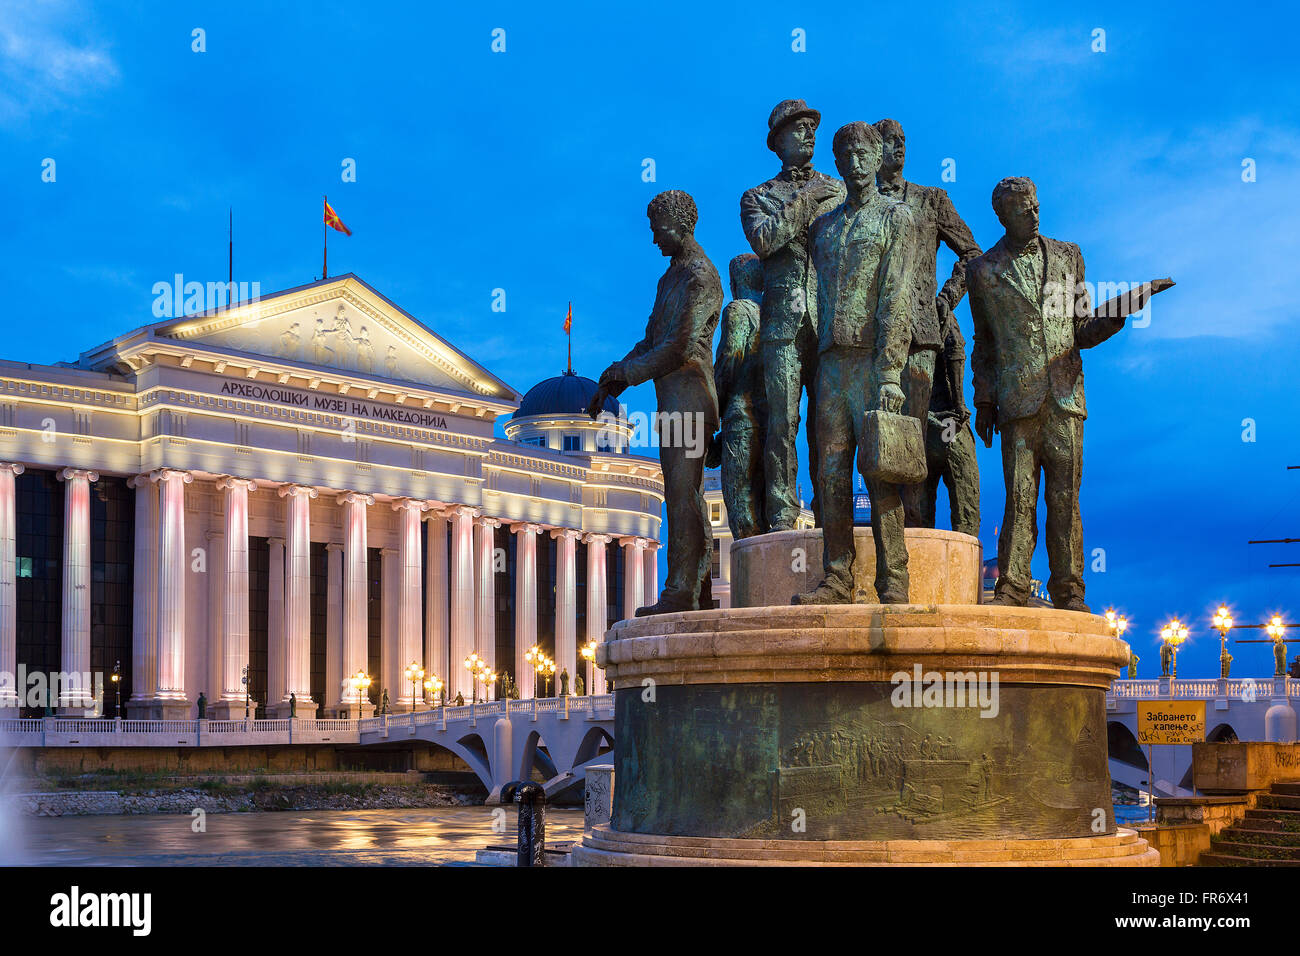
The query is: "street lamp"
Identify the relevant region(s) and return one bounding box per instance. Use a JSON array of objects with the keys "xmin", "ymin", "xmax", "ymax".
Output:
[
  {"xmin": 404, "ymin": 661, "xmax": 425, "ymax": 714},
  {"xmin": 1212, "ymin": 605, "xmax": 1234, "ymax": 677},
  {"xmin": 1159, "ymin": 618, "xmax": 1189, "ymax": 678},
  {"xmin": 1104, "ymin": 608, "xmax": 1129, "ymax": 639},
  {"xmin": 536, "ymin": 655, "xmax": 556, "ymax": 697},
  {"xmin": 580, "ymin": 640, "xmax": 598, "ymax": 695},
  {"xmin": 424, "ymin": 674, "xmax": 444, "ymax": 706},
  {"xmin": 110, "ymin": 660, "xmax": 121, "ymax": 717},
  {"xmin": 351, "ymin": 669, "xmax": 372, "ymax": 718}
]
